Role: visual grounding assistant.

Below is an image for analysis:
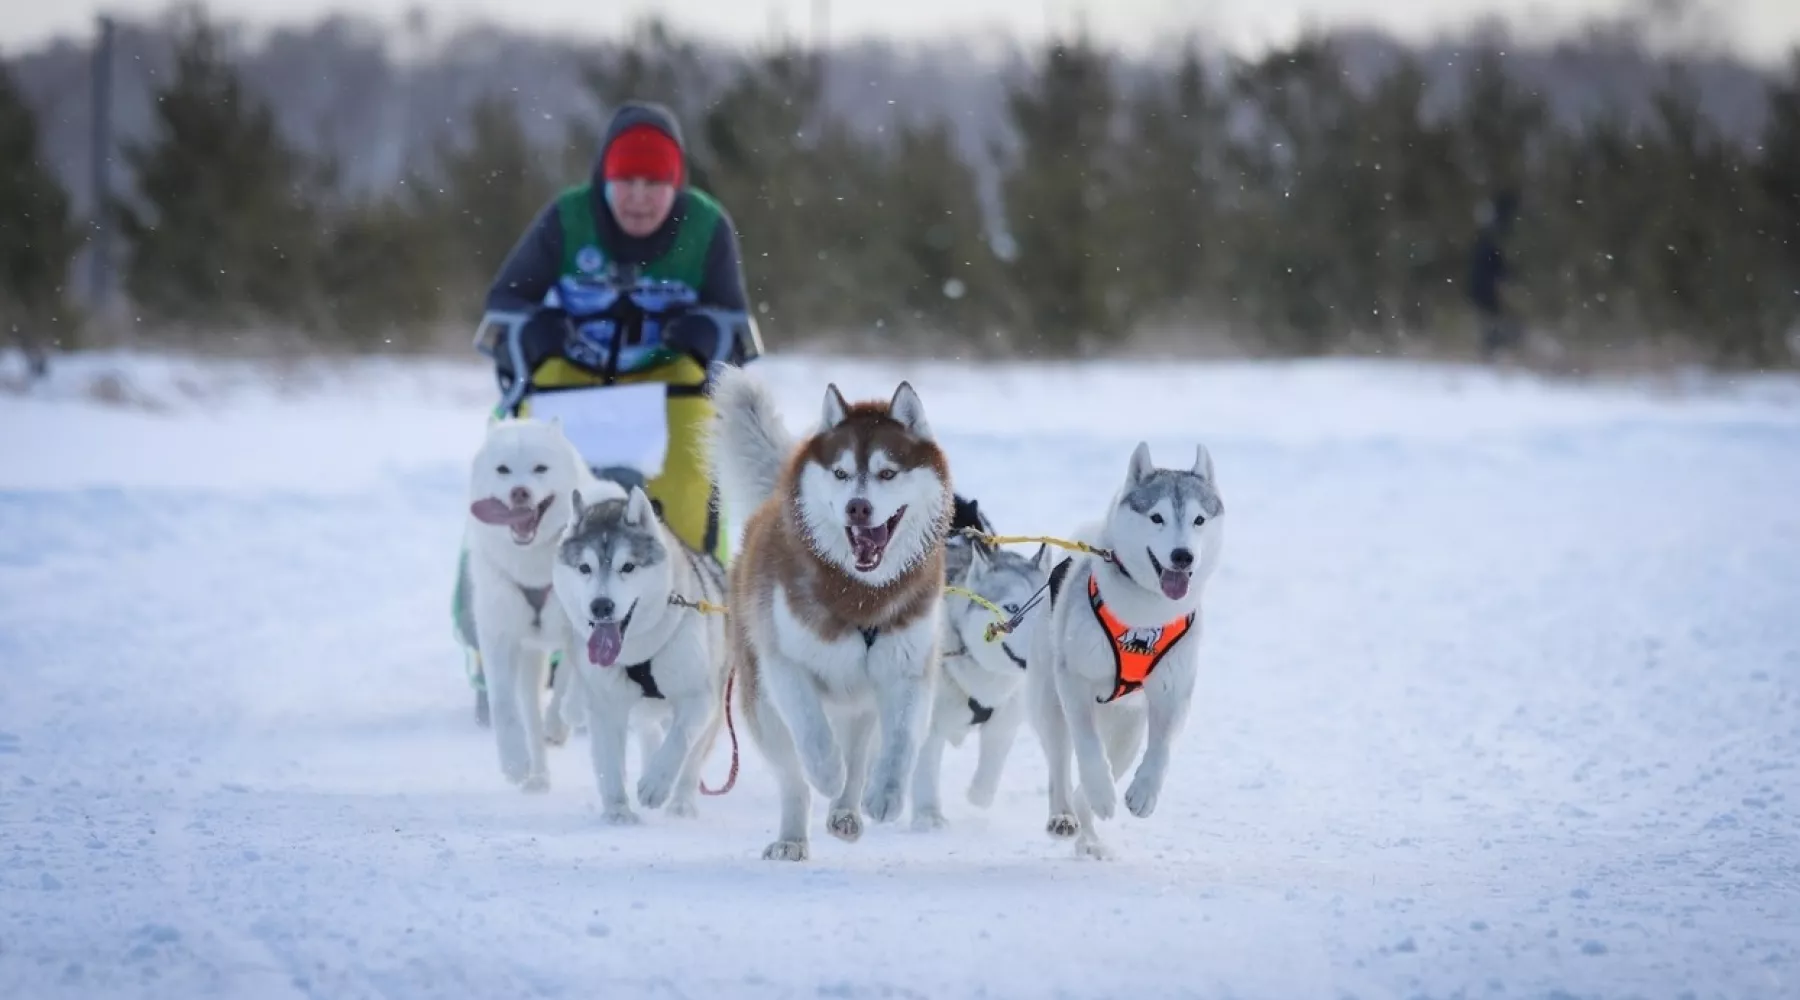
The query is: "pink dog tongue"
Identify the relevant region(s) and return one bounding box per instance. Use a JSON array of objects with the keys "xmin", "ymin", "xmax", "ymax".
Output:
[
  {"xmin": 1159, "ymin": 569, "xmax": 1191, "ymax": 600},
  {"xmin": 470, "ymin": 498, "xmax": 533, "ymax": 526},
  {"xmin": 851, "ymin": 524, "xmax": 890, "ymax": 562},
  {"xmin": 588, "ymin": 622, "xmax": 624, "ymax": 667}
]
